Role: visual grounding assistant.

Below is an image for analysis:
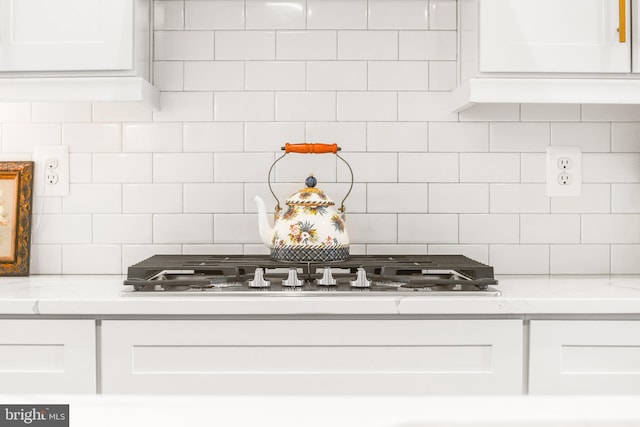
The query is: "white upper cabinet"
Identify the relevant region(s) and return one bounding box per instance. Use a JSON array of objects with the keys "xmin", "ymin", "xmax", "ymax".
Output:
[
  {"xmin": 0, "ymin": 0, "xmax": 158, "ymax": 107},
  {"xmin": 478, "ymin": 0, "xmax": 630, "ymax": 73},
  {"xmin": 454, "ymin": 0, "xmax": 640, "ymax": 111},
  {"xmin": 0, "ymin": 0, "xmax": 133, "ymax": 72}
]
